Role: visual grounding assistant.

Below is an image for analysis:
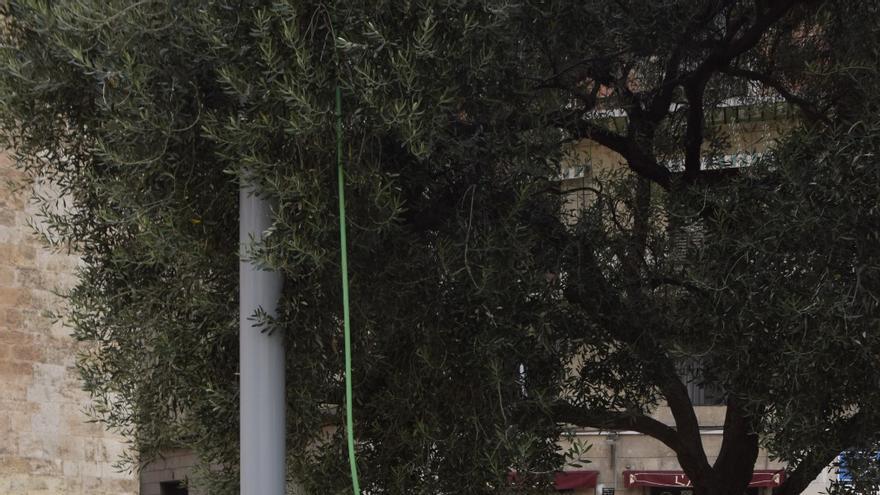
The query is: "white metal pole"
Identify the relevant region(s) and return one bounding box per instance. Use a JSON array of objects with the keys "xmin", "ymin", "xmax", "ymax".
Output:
[{"xmin": 240, "ymin": 183, "xmax": 286, "ymax": 495}]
